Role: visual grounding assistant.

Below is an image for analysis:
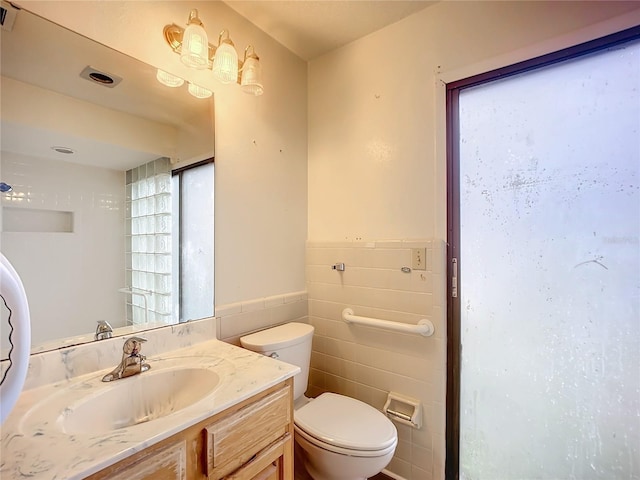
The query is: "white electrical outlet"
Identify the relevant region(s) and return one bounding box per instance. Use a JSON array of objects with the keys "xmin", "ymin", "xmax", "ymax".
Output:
[{"xmin": 411, "ymin": 248, "xmax": 426, "ymax": 270}]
